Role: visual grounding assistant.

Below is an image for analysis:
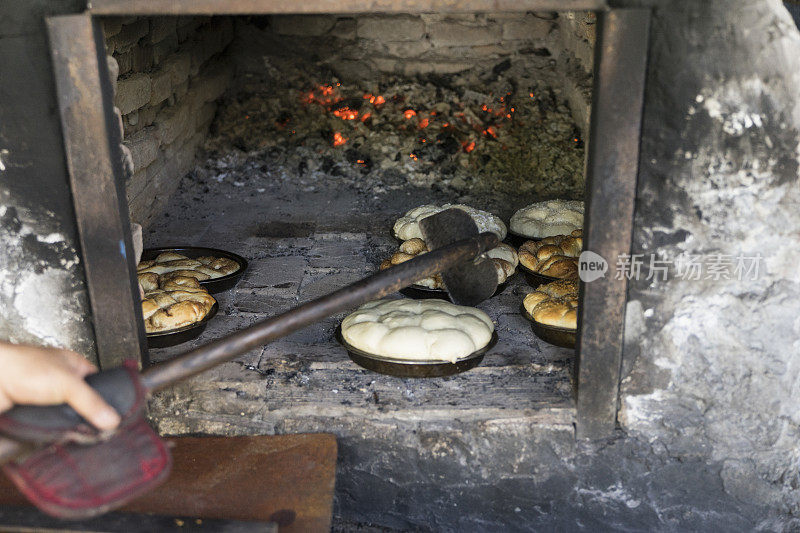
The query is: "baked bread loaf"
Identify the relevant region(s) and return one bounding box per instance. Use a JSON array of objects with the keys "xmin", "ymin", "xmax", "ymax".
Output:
[
  {"xmin": 380, "ymin": 239, "xmax": 518, "ymax": 288},
  {"xmin": 523, "ymin": 278, "xmax": 579, "ymax": 329},
  {"xmin": 137, "ymin": 252, "xmax": 239, "ymax": 282},
  {"xmin": 393, "ymin": 204, "xmax": 507, "ymax": 241},
  {"xmin": 341, "ymin": 299, "xmax": 494, "ymax": 363},
  {"xmin": 510, "ymin": 200, "xmax": 584, "ymax": 238},
  {"xmin": 140, "ymin": 275, "xmax": 216, "ymax": 333},
  {"xmin": 518, "ymin": 230, "xmax": 582, "ymax": 279}
]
